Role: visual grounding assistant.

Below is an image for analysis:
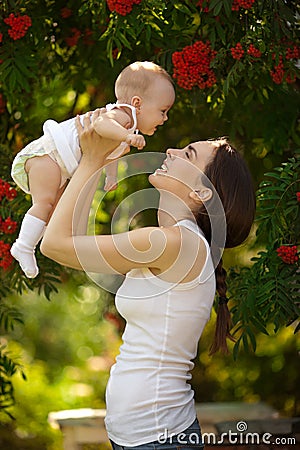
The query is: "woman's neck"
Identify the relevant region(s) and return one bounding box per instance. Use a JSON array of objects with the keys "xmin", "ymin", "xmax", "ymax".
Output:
[{"xmin": 157, "ymin": 192, "xmax": 195, "ymax": 227}]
